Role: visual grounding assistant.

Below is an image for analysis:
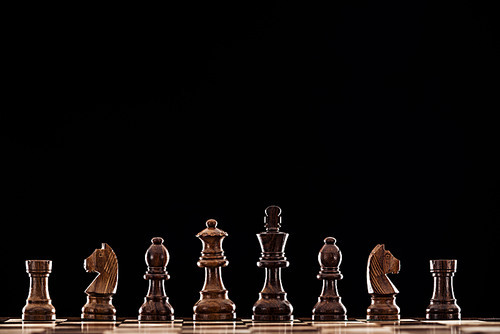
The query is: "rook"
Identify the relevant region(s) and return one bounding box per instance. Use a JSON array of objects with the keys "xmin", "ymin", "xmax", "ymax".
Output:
[
  {"xmin": 426, "ymin": 259, "xmax": 461, "ymax": 320},
  {"xmin": 22, "ymin": 260, "xmax": 56, "ymax": 321}
]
